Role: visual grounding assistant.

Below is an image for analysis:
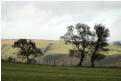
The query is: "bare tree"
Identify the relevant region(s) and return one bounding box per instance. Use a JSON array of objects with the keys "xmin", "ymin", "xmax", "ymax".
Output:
[
  {"xmin": 13, "ymin": 39, "xmax": 42, "ymax": 63},
  {"xmin": 61, "ymin": 23, "xmax": 91, "ymax": 66}
]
